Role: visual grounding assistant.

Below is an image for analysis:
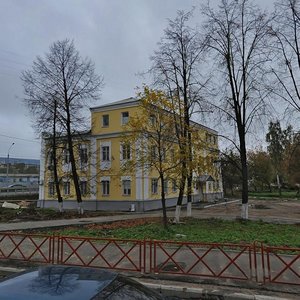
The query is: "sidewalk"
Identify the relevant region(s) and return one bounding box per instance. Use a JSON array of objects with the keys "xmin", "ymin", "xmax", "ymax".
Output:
[{"xmin": 0, "ymin": 211, "xmax": 161, "ymax": 232}]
